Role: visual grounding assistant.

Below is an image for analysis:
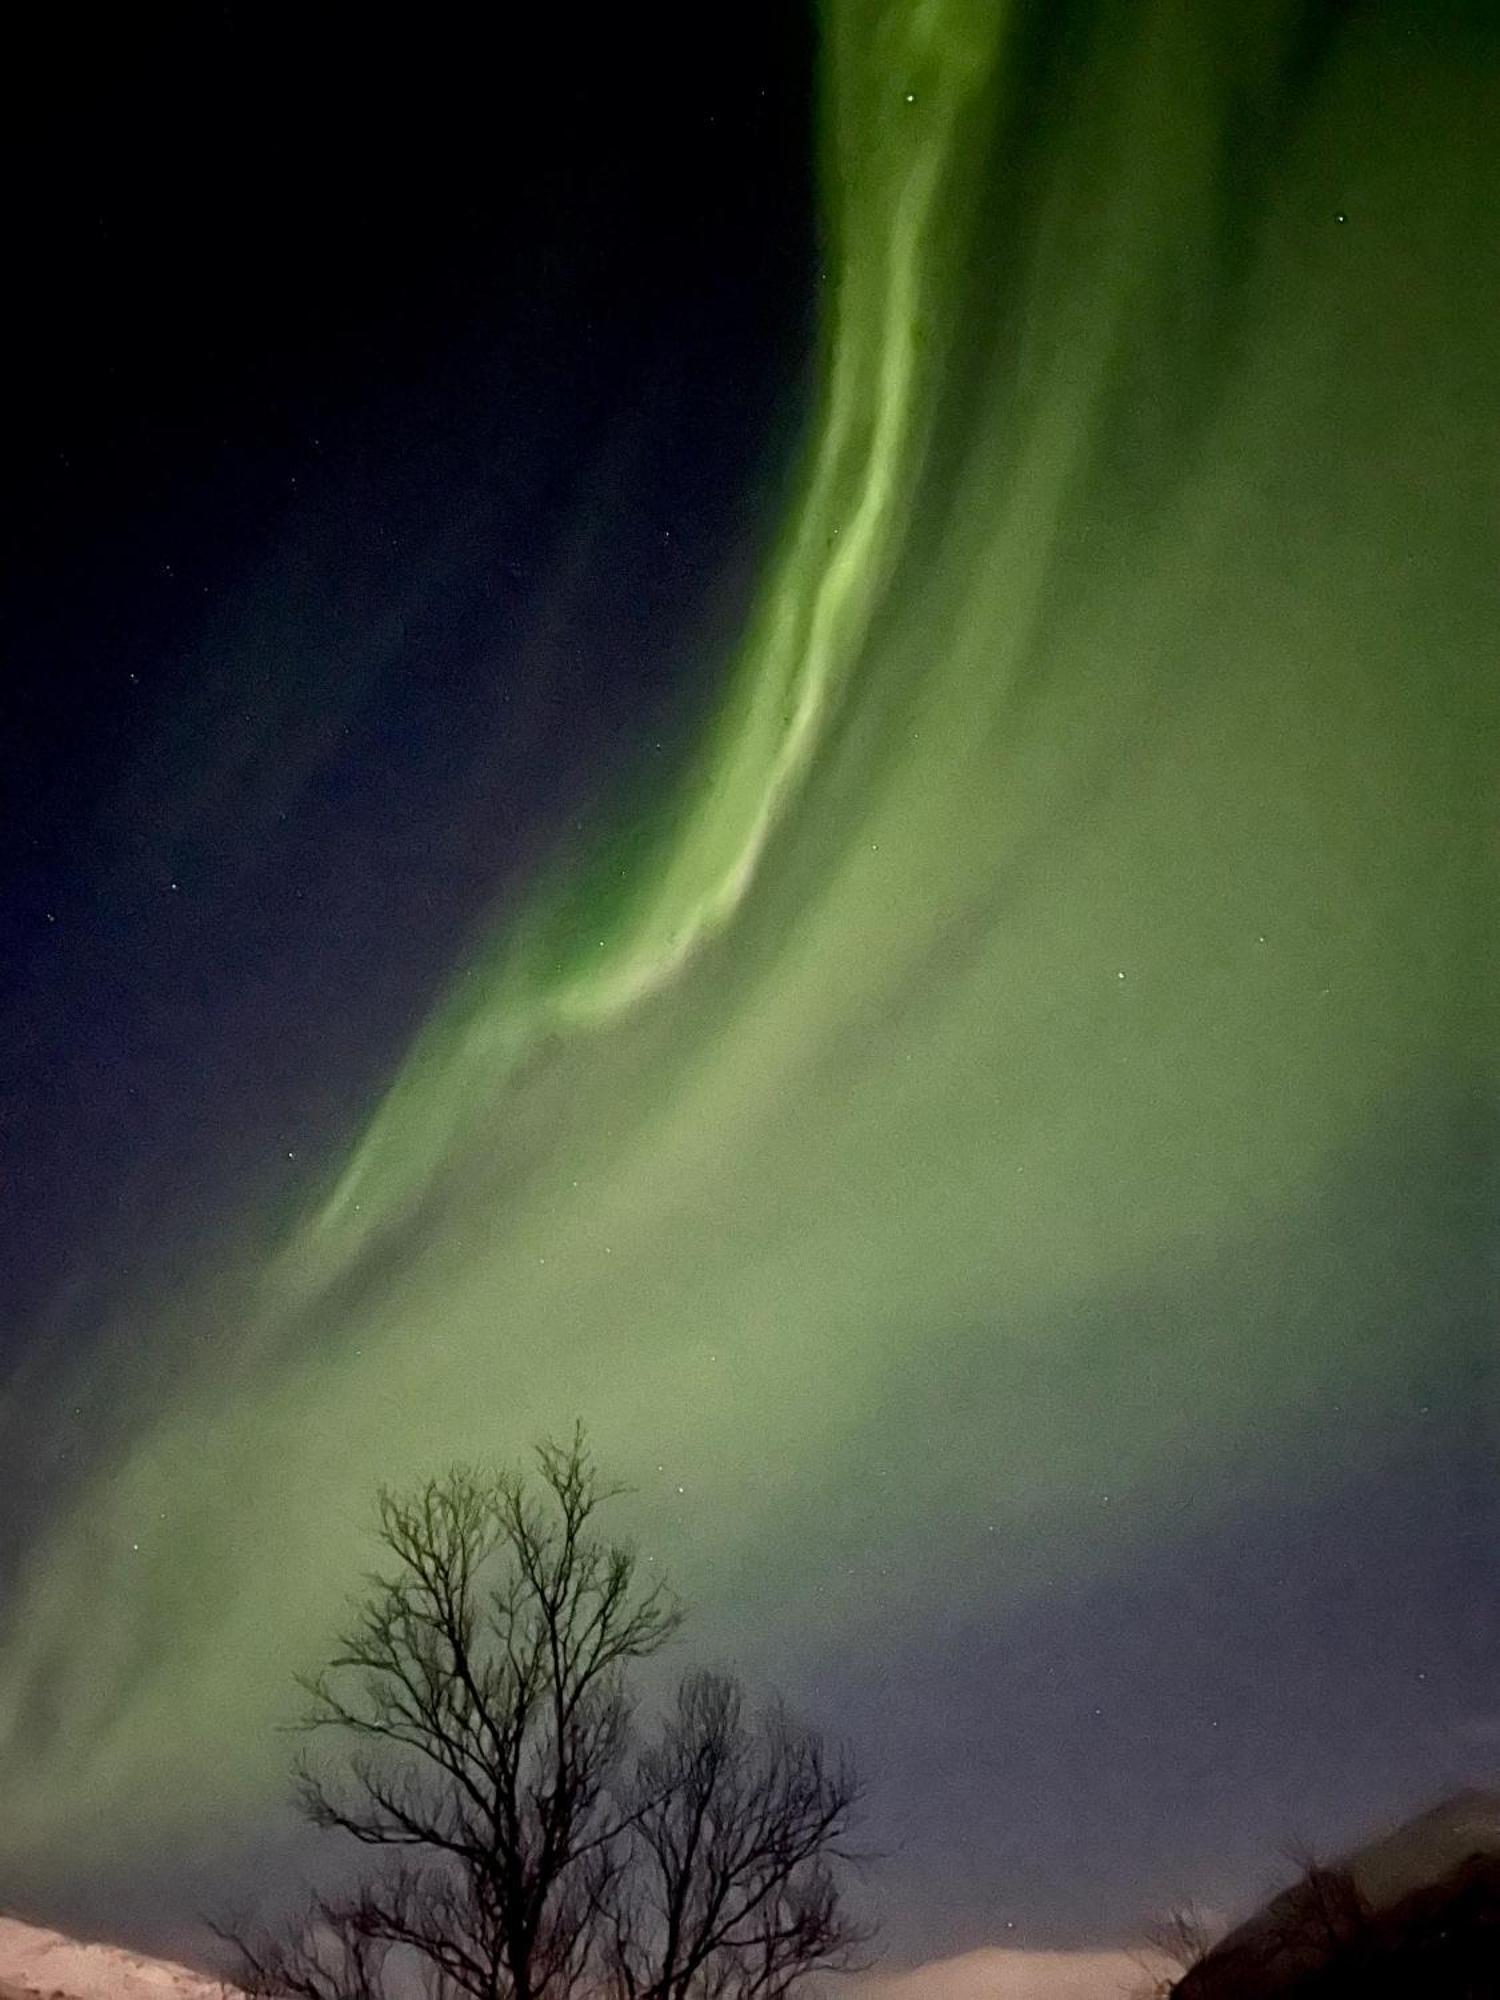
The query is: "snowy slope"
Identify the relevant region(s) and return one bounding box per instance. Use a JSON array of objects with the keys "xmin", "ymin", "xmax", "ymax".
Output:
[
  {"xmin": 0, "ymin": 1918, "xmax": 1165, "ymax": 2000},
  {"xmin": 851, "ymin": 1944, "xmax": 1162, "ymax": 2000},
  {"xmin": 7, "ymin": 1797, "xmax": 1494, "ymax": 2000},
  {"xmin": 0, "ymin": 1919, "xmax": 224, "ymax": 2000}
]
